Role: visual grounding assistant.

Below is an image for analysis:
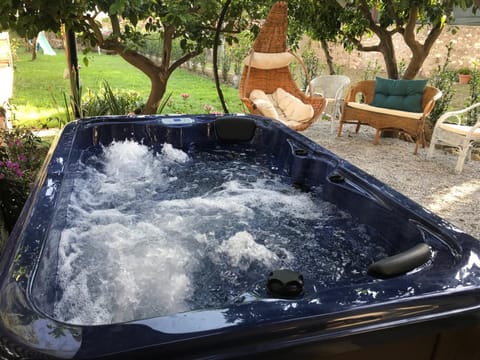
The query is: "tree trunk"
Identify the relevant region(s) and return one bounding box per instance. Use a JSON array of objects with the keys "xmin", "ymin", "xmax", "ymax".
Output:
[
  {"xmin": 402, "ymin": 26, "xmax": 443, "ymax": 79},
  {"xmin": 31, "ymin": 37, "xmax": 37, "ymax": 61},
  {"xmin": 403, "ymin": 51, "xmax": 427, "ymax": 80},
  {"xmin": 117, "ymin": 55, "xmax": 169, "ymax": 114},
  {"xmin": 144, "ymin": 74, "xmax": 168, "ymax": 115},
  {"xmin": 320, "ymin": 39, "xmax": 336, "ymax": 75},
  {"xmin": 376, "ymin": 31, "xmax": 399, "ymax": 138},
  {"xmin": 90, "ymin": 16, "xmax": 201, "ymax": 115},
  {"xmin": 356, "ymin": 0, "xmax": 400, "ymax": 79},
  {"xmin": 377, "ymin": 33, "xmax": 398, "ymax": 79},
  {"xmin": 402, "ymin": 6, "xmax": 443, "ymax": 79},
  {"xmin": 23, "ymin": 37, "xmax": 31, "ymax": 51},
  {"xmin": 95, "ymin": 40, "xmax": 176, "ymax": 115}
]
